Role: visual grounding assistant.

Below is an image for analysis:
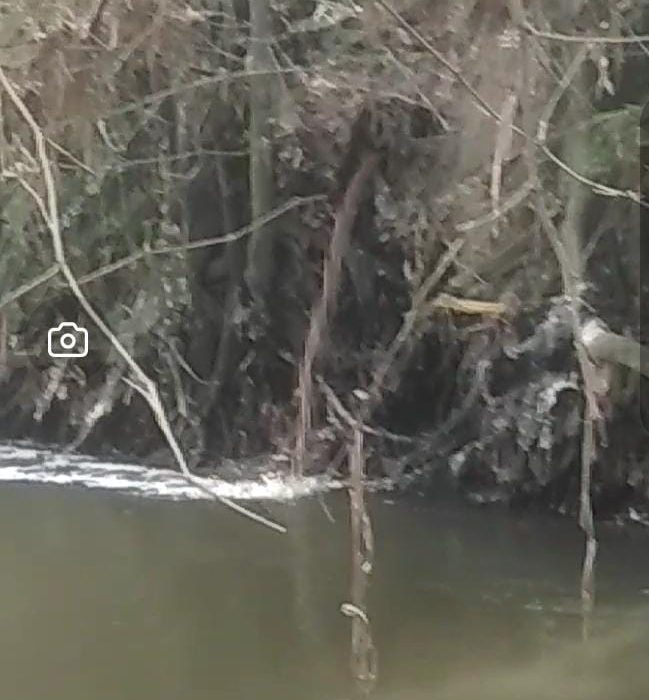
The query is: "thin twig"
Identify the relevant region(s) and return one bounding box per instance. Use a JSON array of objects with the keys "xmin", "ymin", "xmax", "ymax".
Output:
[
  {"xmin": 46, "ymin": 138, "xmax": 96, "ymax": 175},
  {"xmin": 112, "ymin": 147, "xmax": 249, "ymax": 170},
  {"xmin": 490, "ymin": 92, "xmax": 518, "ymax": 237},
  {"xmin": 319, "ymin": 378, "xmax": 419, "ymax": 445},
  {"xmin": 455, "ymin": 179, "xmax": 535, "ymax": 232},
  {"xmin": 368, "ymin": 239, "xmax": 464, "ymax": 404},
  {"xmin": 0, "ymin": 264, "xmax": 61, "ymax": 312},
  {"xmin": 78, "ymin": 194, "xmax": 326, "ymax": 285},
  {"xmin": 374, "ymin": 0, "xmax": 503, "ymax": 124},
  {"xmin": 56, "ymin": 66, "xmax": 316, "ymax": 126},
  {"xmin": 537, "ymin": 44, "xmax": 591, "ymax": 144},
  {"xmin": 523, "ymin": 21, "xmax": 649, "ymax": 45}
]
